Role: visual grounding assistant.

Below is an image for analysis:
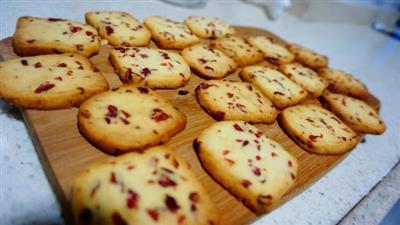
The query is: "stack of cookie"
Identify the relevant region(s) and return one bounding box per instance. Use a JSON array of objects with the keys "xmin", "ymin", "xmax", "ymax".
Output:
[{"xmin": 0, "ymin": 11, "xmax": 386, "ymax": 225}]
